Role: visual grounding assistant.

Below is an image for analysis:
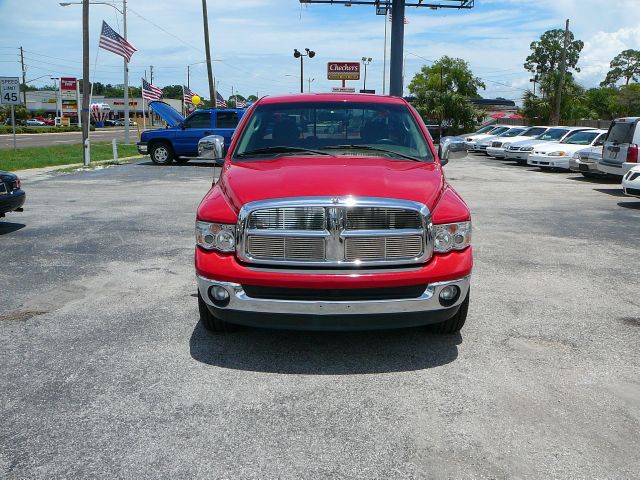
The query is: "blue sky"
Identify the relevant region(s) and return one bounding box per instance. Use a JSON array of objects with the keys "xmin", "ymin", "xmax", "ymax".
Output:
[{"xmin": 1, "ymin": 0, "xmax": 639, "ymax": 102}]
